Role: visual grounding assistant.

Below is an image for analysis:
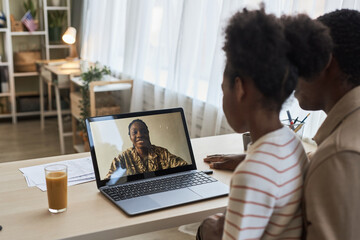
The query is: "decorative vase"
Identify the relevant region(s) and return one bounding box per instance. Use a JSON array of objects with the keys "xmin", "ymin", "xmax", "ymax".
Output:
[
  {"xmin": 49, "ymin": 26, "xmax": 62, "ymax": 43},
  {"xmin": 51, "ymin": 0, "xmax": 61, "ymax": 6}
]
